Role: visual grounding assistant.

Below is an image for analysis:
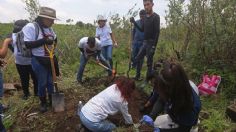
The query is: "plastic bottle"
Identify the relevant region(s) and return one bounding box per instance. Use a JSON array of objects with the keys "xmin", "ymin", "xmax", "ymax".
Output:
[{"xmin": 77, "ymin": 101, "xmax": 83, "ymax": 116}]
